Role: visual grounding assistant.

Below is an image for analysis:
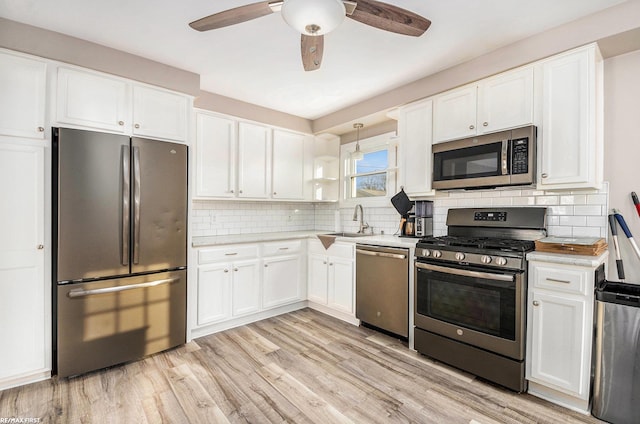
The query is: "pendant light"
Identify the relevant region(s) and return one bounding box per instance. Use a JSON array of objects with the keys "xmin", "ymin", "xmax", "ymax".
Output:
[
  {"xmin": 281, "ymin": 0, "xmax": 346, "ymax": 36},
  {"xmin": 351, "ymin": 123, "xmax": 364, "ymax": 160}
]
